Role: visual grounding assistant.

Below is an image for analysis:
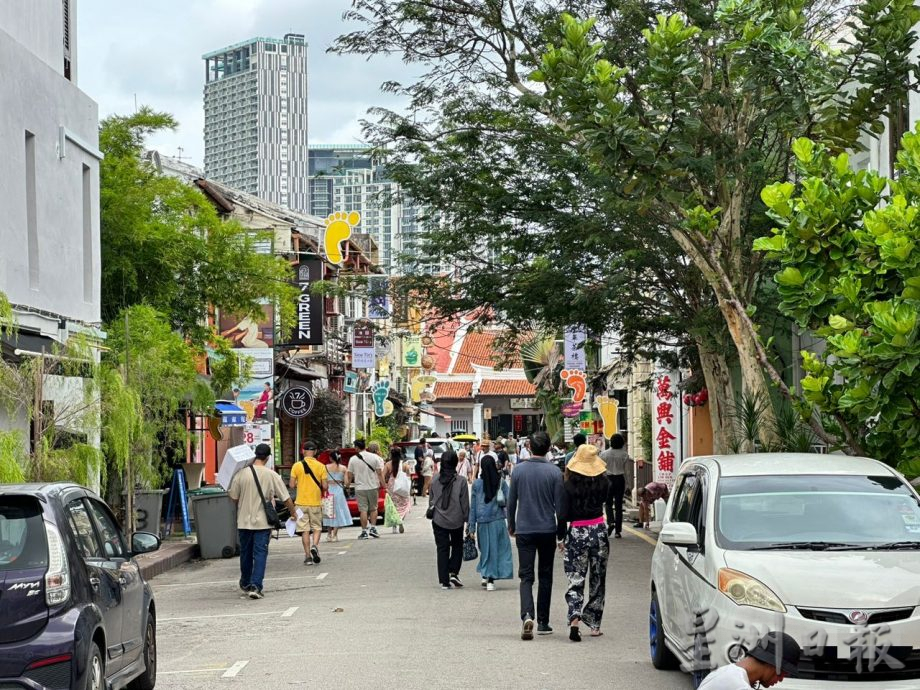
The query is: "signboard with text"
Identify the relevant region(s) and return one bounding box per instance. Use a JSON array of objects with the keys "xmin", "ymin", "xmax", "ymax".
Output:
[
  {"xmin": 368, "ymin": 277, "xmax": 390, "ymax": 319},
  {"xmin": 352, "ymin": 321, "xmax": 376, "ymax": 369},
  {"xmin": 289, "ymin": 259, "xmax": 323, "ymax": 346},
  {"xmin": 564, "ymin": 326, "xmax": 587, "ymax": 370},
  {"xmin": 652, "ymin": 371, "xmax": 681, "ymax": 488},
  {"xmin": 510, "ymin": 397, "xmax": 538, "ymax": 409}
]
